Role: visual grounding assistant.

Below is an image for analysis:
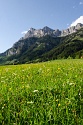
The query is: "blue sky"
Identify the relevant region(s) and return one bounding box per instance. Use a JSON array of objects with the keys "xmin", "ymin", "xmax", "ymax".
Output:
[{"xmin": 0, "ymin": 0, "xmax": 83, "ymax": 53}]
